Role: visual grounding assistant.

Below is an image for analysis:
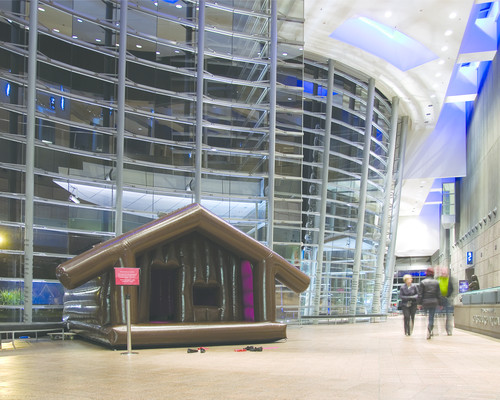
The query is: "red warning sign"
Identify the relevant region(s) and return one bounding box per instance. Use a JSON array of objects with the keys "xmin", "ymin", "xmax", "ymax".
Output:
[{"xmin": 114, "ymin": 268, "xmax": 140, "ymax": 286}]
